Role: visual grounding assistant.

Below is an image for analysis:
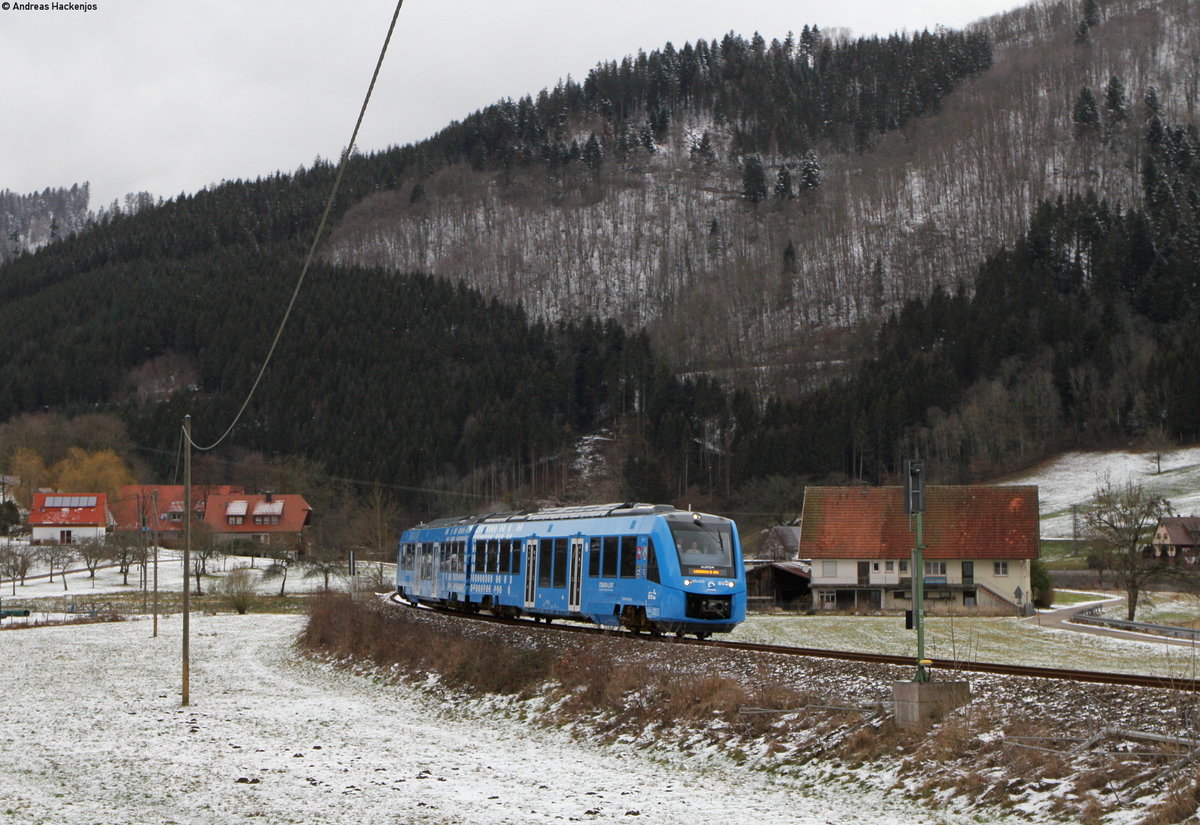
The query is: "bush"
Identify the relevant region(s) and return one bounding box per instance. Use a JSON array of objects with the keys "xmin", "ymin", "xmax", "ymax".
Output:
[
  {"xmin": 221, "ymin": 567, "xmax": 258, "ymax": 614},
  {"xmin": 1031, "ymin": 558, "xmax": 1055, "ymax": 608}
]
